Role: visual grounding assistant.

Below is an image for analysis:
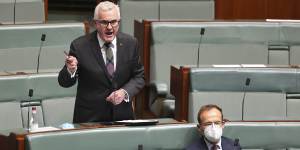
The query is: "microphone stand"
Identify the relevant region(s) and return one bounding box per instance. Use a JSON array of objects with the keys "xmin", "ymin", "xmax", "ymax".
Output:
[
  {"xmin": 36, "ymin": 34, "xmax": 46, "ymax": 74},
  {"xmin": 27, "ymin": 89, "xmax": 33, "ymax": 131},
  {"xmin": 197, "ymin": 28, "xmax": 205, "ymax": 67},
  {"xmin": 241, "ymin": 78, "xmax": 250, "ymax": 120},
  {"xmin": 13, "ymin": 0, "xmax": 17, "ymax": 24}
]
